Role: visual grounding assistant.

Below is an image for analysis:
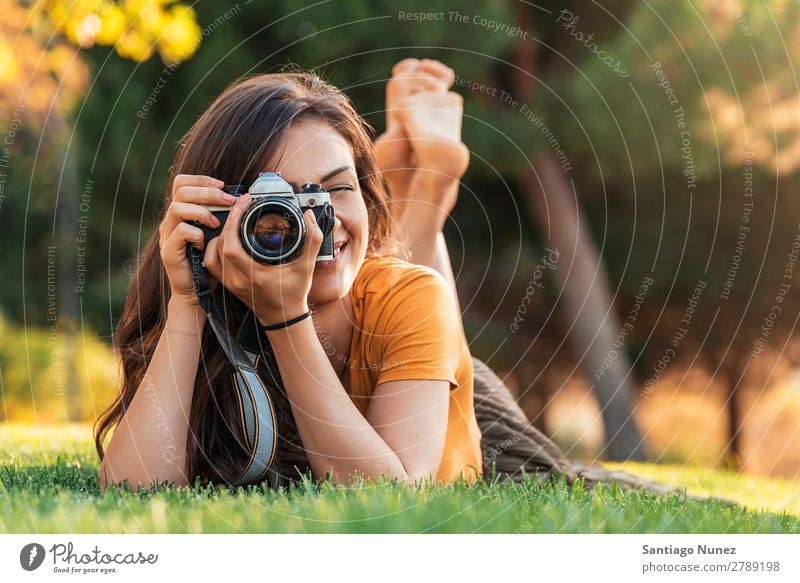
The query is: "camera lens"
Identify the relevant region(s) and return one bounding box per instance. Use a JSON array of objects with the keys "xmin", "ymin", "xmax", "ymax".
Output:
[
  {"xmin": 241, "ymin": 199, "xmax": 305, "ymax": 263},
  {"xmin": 253, "ymin": 213, "xmax": 297, "ymax": 253}
]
